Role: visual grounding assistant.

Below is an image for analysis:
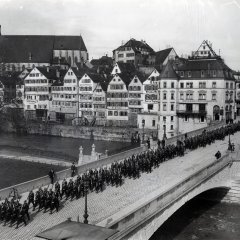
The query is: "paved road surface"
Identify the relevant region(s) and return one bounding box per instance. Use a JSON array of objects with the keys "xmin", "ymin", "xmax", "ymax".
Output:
[{"xmin": 0, "ymin": 132, "xmax": 239, "ymax": 240}]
